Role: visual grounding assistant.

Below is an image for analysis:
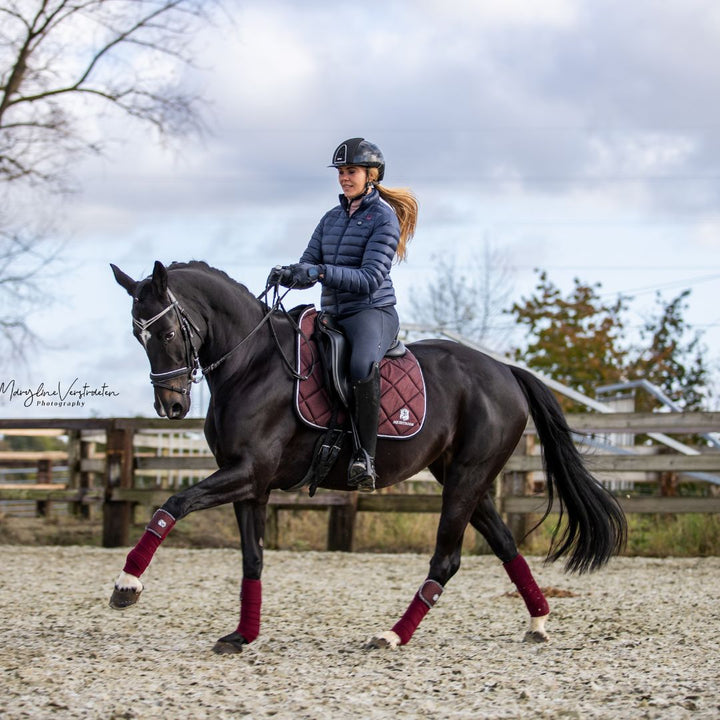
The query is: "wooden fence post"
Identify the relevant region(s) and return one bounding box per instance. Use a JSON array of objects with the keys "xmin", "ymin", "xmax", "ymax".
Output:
[
  {"xmin": 503, "ymin": 434, "xmax": 536, "ymax": 543},
  {"xmin": 502, "ymin": 470, "xmax": 524, "ymax": 542},
  {"xmin": 102, "ymin": 424, "xmax": 135, "ymax": 547},
  {"xmin": 66, "ymin": 429, "xmax": 90, "ymax": 519},
  {"xmin": 78, "ymin": 433, "xmax": 94, "ymax": 520},
  {"xmin": 327, "ymin": 495, "xmax": 358, "ymax": 551},
  {"xmin": 35, "ymin": 458, "xmax": 52, "ymax": 517},
  {"xmin": 265, "ymin": 506, "xmax": 279, "ymax": 549}
]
